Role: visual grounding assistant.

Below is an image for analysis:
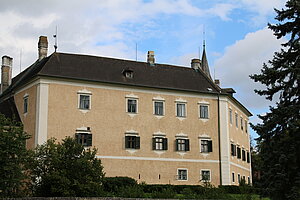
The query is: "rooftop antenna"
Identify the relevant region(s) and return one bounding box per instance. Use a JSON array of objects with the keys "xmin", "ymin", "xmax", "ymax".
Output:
[
  {"xmin": 53, "ymin": 25, "xmax": 58, "ymax": 52},
  {"xmin": 135, "ymin": 42, "xmax": 138, "ymax": 61}
]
